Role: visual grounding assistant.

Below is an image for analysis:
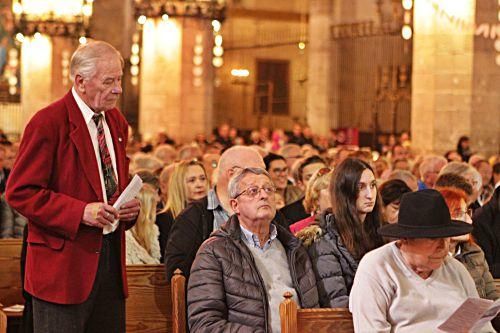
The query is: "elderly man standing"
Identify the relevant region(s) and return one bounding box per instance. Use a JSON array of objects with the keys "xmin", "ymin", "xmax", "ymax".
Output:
[
  {"xmin": 6, "ymin": 41, "xmax": 140, "ymax": 332},
  {"xmin": 188, "ymin": 167, "xmax": 319, "ymax": 332}
]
